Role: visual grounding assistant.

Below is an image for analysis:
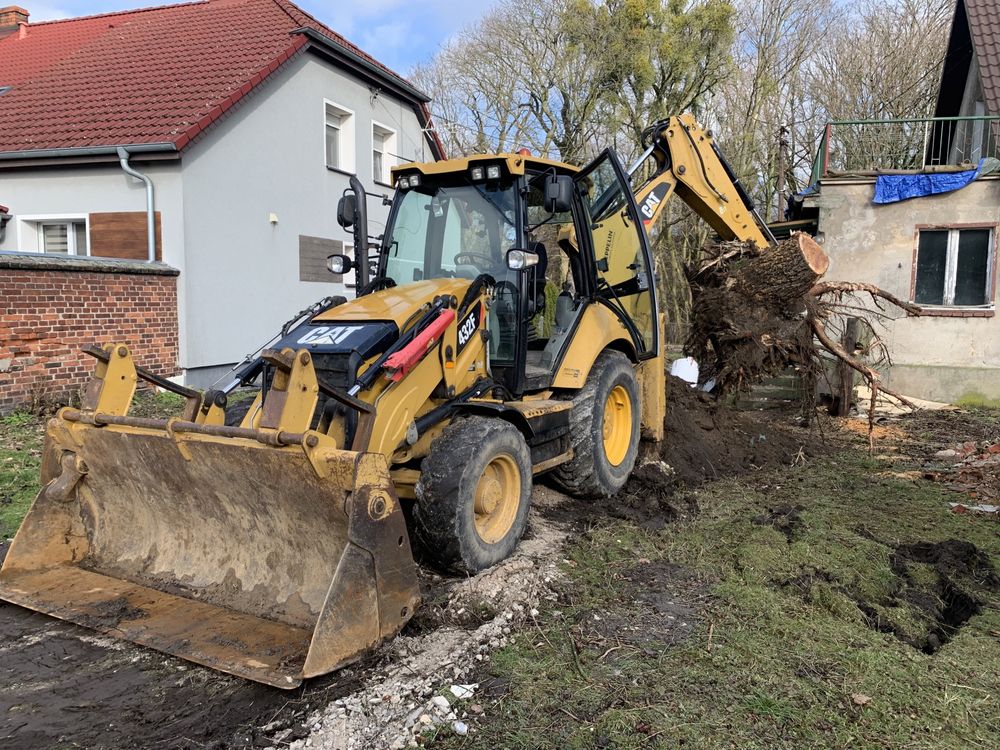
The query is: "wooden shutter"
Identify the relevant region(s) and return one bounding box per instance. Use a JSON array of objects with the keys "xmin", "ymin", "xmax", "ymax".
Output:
[
  {"xmin": 299, "ymin": 235, "xmax": 343, "ymax": 282},
  {"xmin": 88, "ymin": 212, "xmax": 162, "ymax": 260}
]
